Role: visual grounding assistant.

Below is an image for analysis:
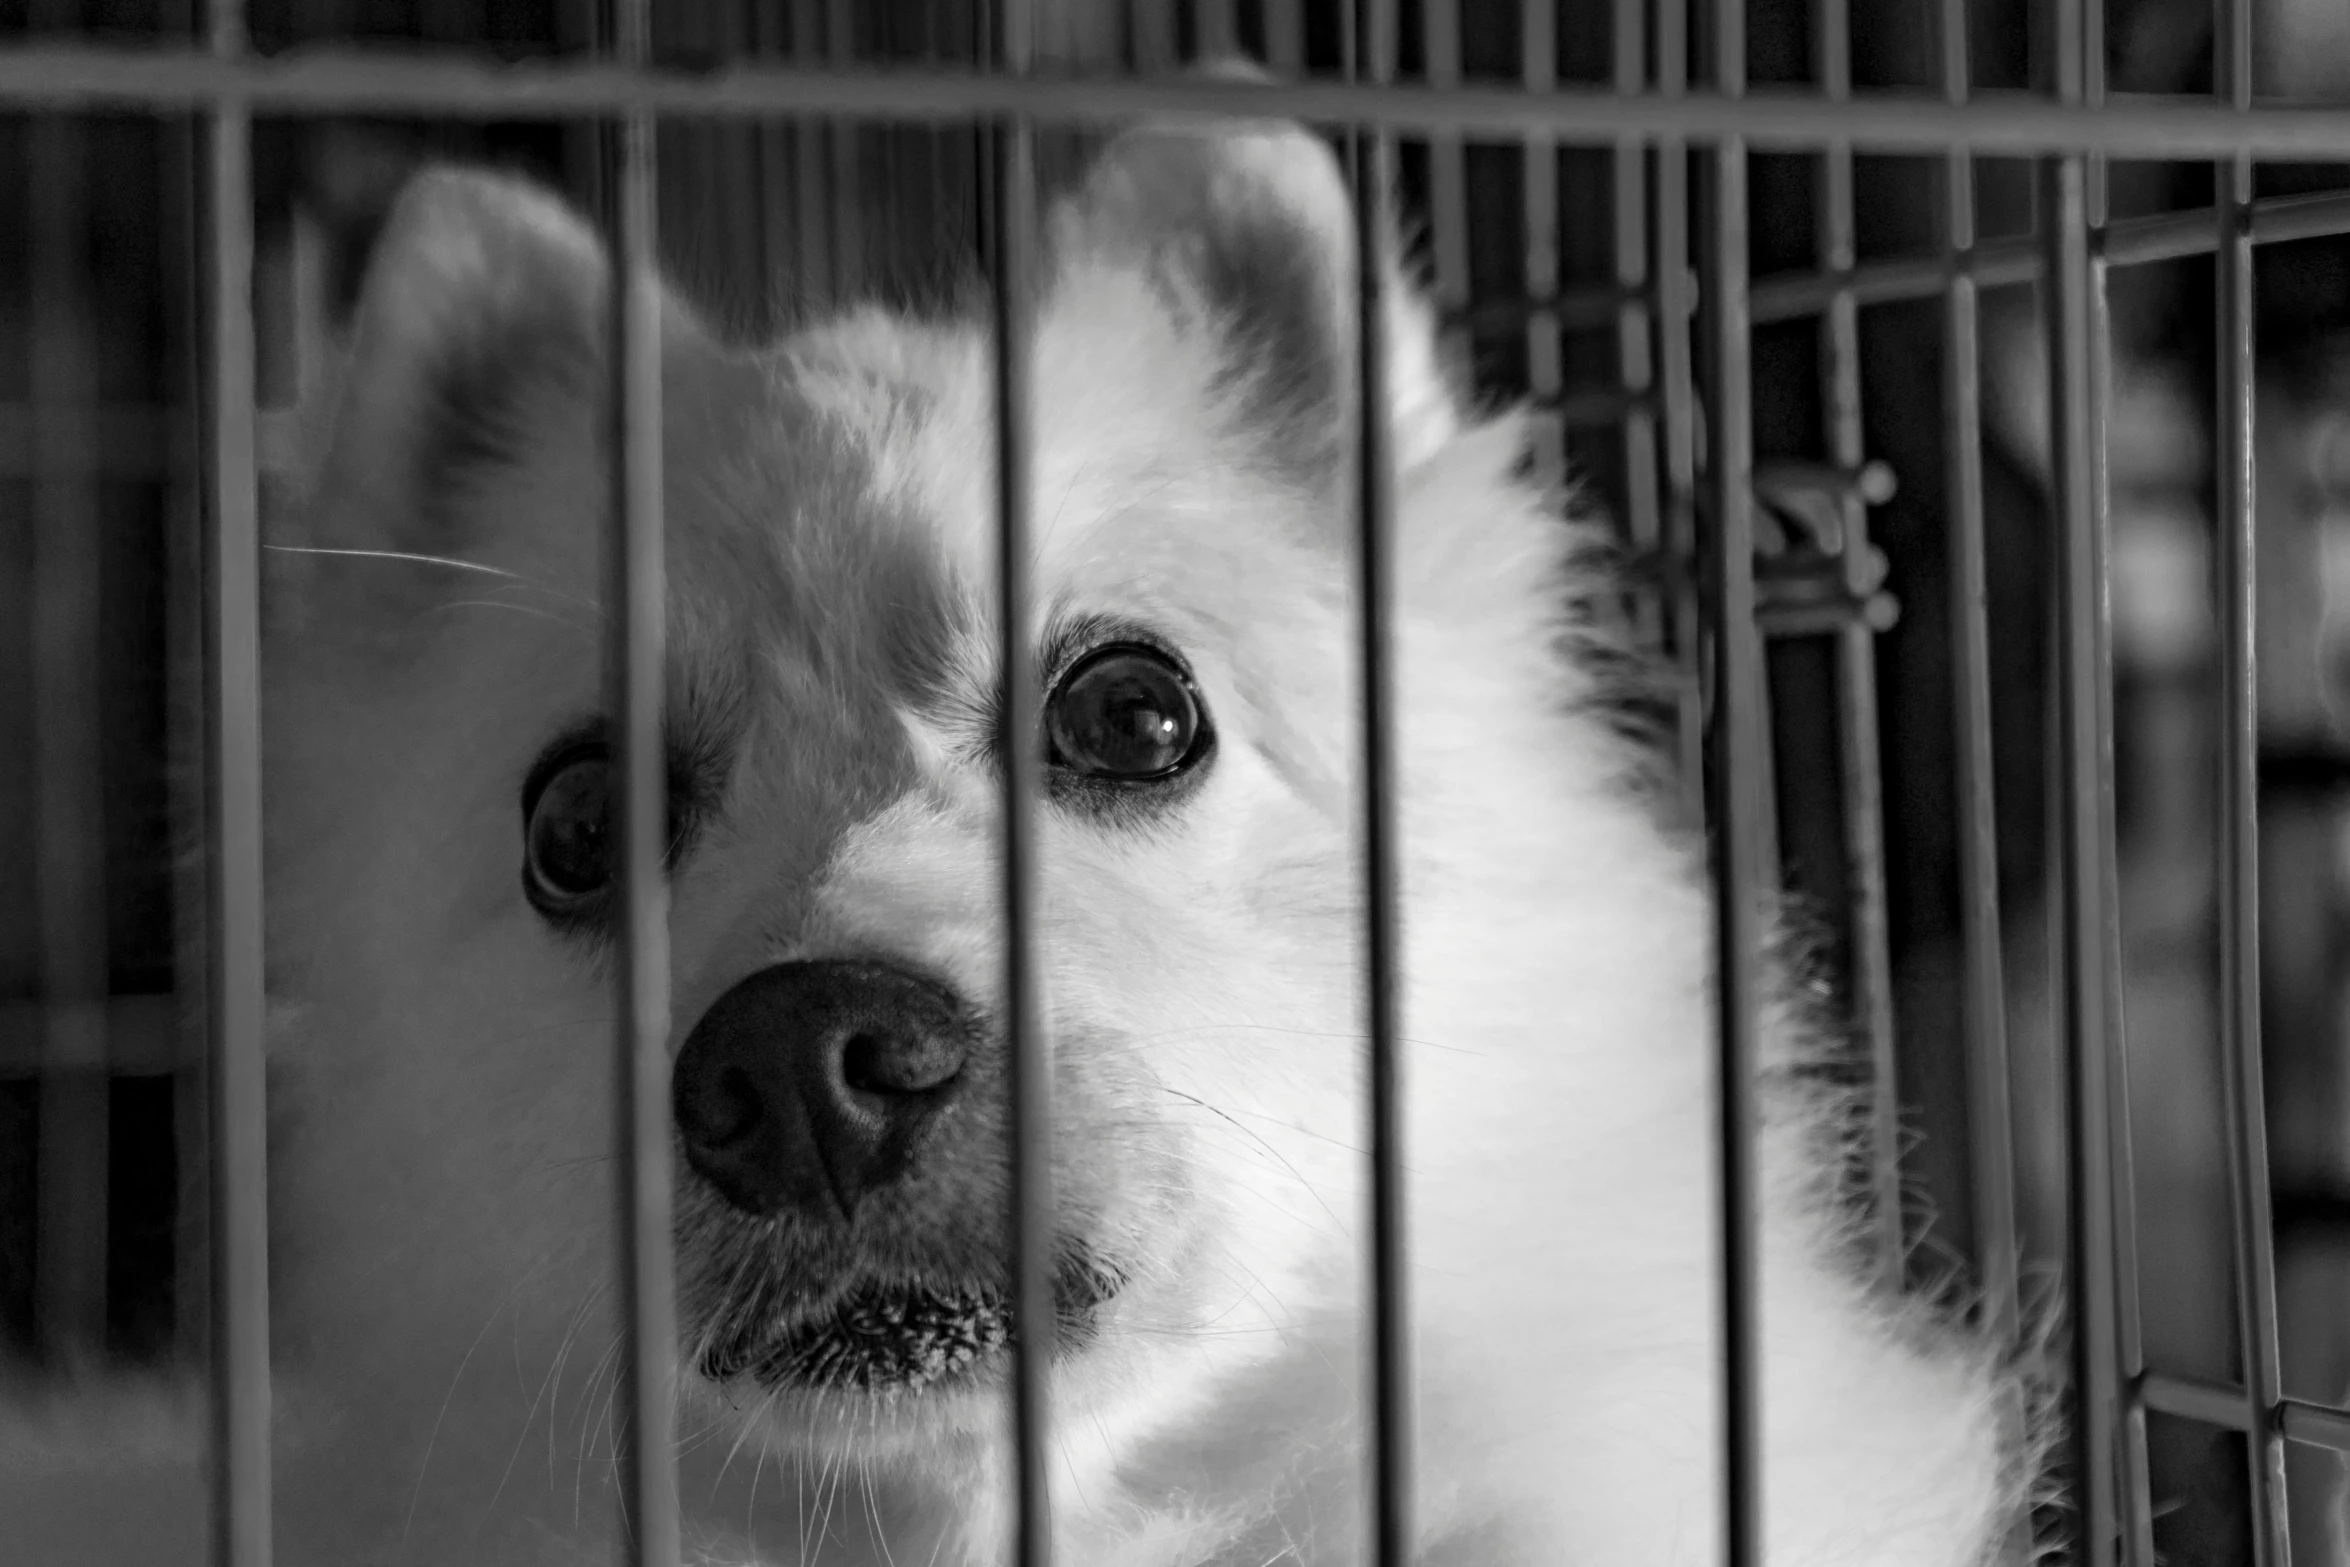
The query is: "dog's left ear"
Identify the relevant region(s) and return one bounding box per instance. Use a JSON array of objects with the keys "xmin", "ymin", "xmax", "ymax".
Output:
[{"xmin": 1048, "ymin": 74, "xmax": 1460, "ymax": 479}]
